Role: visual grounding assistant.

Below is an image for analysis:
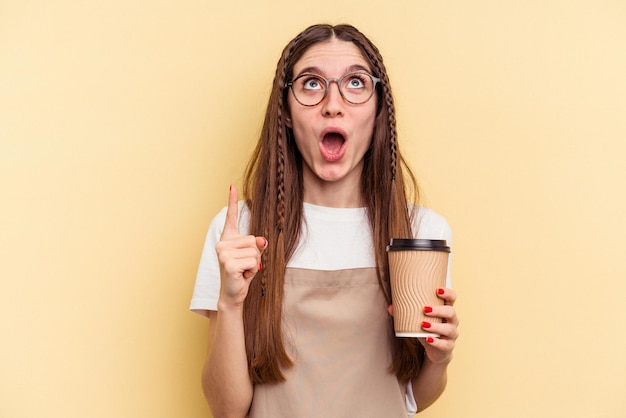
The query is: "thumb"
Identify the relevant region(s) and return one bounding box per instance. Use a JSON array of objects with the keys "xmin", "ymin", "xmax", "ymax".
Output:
[
  {"xmin": 220, "ymin": 185, "xmax": 239, "ymax": 239},
  {"xmin": 255, "ymin": 236, "xmax": 268, "ymax": 253}
]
